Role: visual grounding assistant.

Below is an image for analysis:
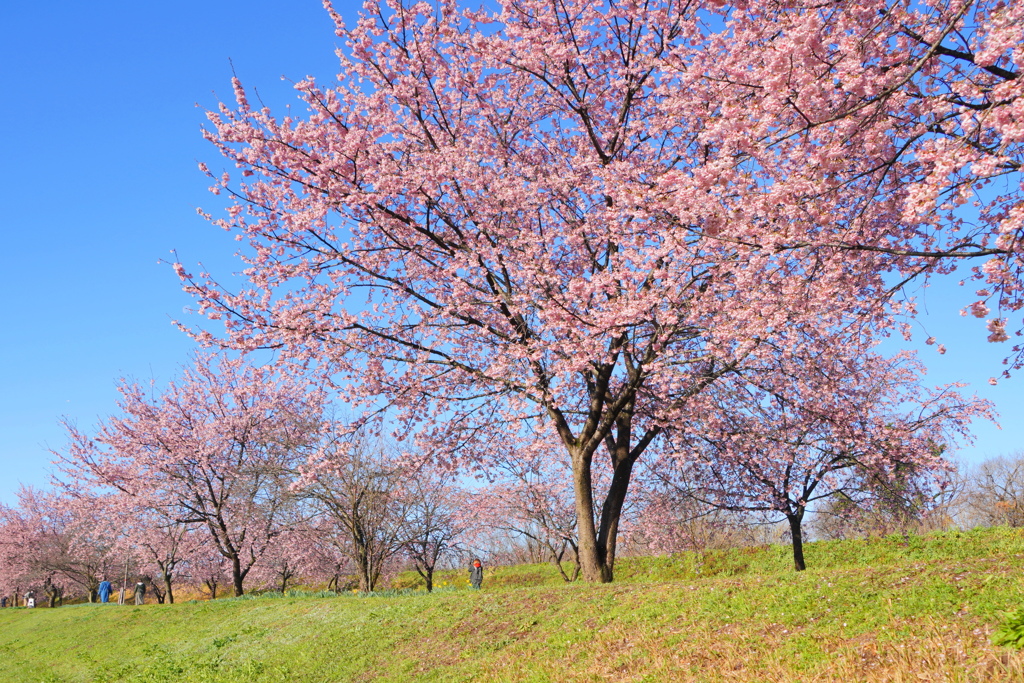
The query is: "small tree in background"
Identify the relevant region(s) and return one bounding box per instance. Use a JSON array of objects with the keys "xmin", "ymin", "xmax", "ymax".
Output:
[
  {"xmin": 962, "ymin": 453, "xmax": 1024, "ymax": 528},
  {"xmin": 656, "ymin": 349, "xmax": 988, "ymax": 571},
  {"xmin": 625, "ymin": 466, "xmax": 768, "ymax": 557},
  {"xmin": 402, "ymin": 471, "xmax": 467, "ymax": 592},
  {"xmin": 474, "ymin": 457, "xmax": 584, "ymax": 583},
  {"xmin": 299, "ymin": 433, "xmax": 411, "ymax": 592}
]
